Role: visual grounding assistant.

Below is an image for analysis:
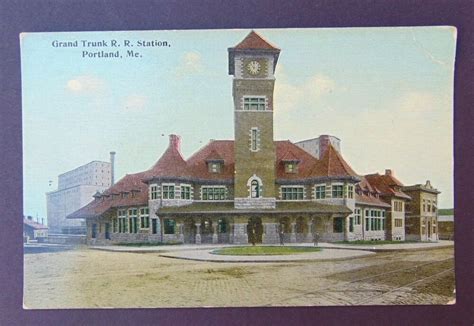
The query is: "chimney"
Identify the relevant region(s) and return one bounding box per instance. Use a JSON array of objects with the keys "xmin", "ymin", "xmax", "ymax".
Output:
[
  {"xmin": 110, "ymin": 151, "xmax": 116, "ymax": 185},
  {"xmin": 385, "ymin": 169, "xmax": 393, "ymax": 176},
  {"xmin": 169, "ymin": 134, "xmax": 182, "ymax": 153}
]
